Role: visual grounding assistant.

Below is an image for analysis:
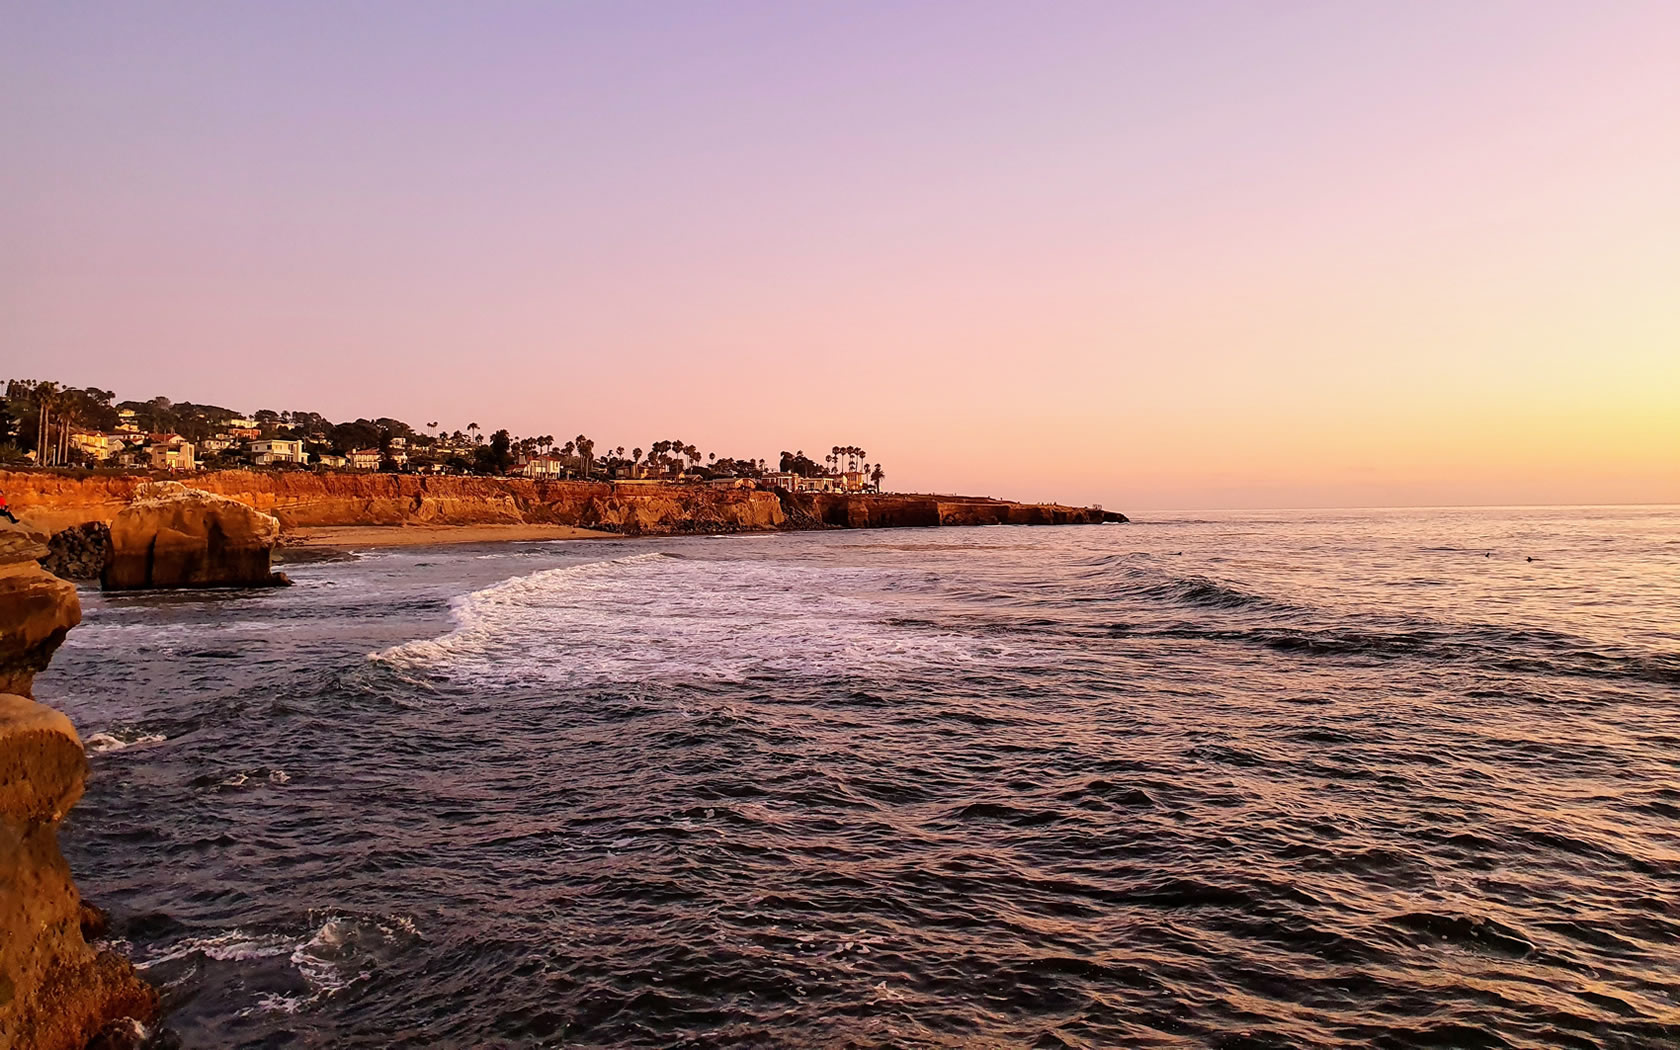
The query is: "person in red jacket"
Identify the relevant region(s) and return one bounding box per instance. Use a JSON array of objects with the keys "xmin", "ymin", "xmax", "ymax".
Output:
[{"xmin": 0, "ymin": 491, "xmax": 18, "ymax": 524}]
